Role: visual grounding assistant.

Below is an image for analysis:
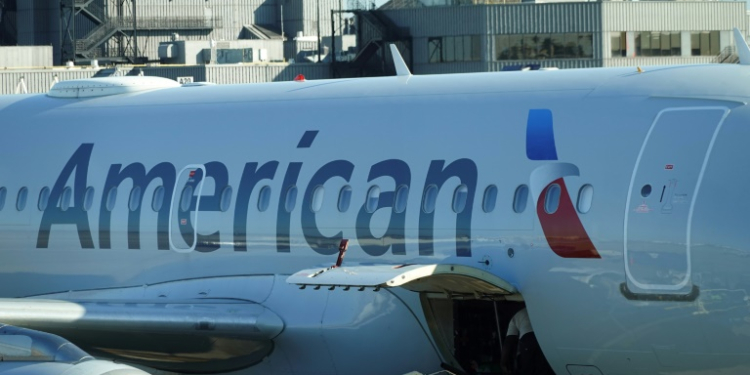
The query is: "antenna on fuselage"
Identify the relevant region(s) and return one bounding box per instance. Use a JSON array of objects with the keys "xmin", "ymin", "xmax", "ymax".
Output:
[
  {"xmin": 389, "ymin": 44, "xmax": 412, "ymax": 77},
  {"xmin": 733, "ymin": 28, "xmax": 750, "ymax": 66}
]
